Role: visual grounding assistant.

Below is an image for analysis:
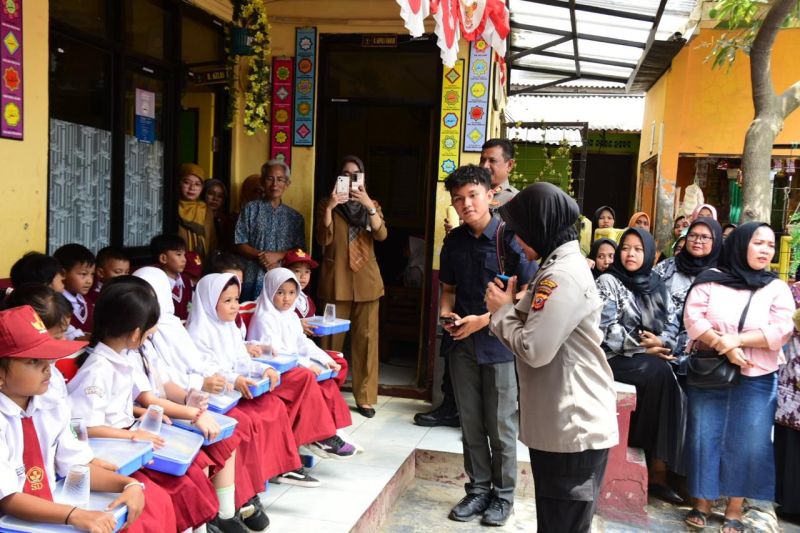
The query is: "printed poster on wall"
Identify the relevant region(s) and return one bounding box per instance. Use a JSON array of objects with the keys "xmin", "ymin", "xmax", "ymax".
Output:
[
  {"xmin": 293, "ymin": 27, "xmax": 316, "ymax": 146},
  {"xmin": 134, "ymin": 89, "xmax": 156, "ymax": 144},
  {"xmin": 438, "ymin": 59, "xmax": 464, "ymax": 181},
  {"xmin": 270, "ymin": 56, "xmax": 294, "ymax": 166},
  {"xmin": 464, "ymin": 40, "xmax": 491, "ymax": 152},
  {"xmin": 1, "ymin": 0, "xmax": 22, "ymax": 140}
]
